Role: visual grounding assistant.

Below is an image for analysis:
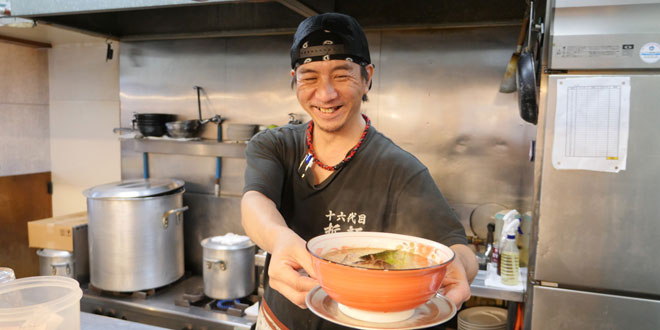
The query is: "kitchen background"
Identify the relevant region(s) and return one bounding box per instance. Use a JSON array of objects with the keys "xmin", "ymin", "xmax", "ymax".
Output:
[
  {"xmin": 1, "ymin": 8, "xmax": 535, "ymax": 277},
  {"xmin": 4, "ymin": 2, "xmax": 660, "ymax": 329}
]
